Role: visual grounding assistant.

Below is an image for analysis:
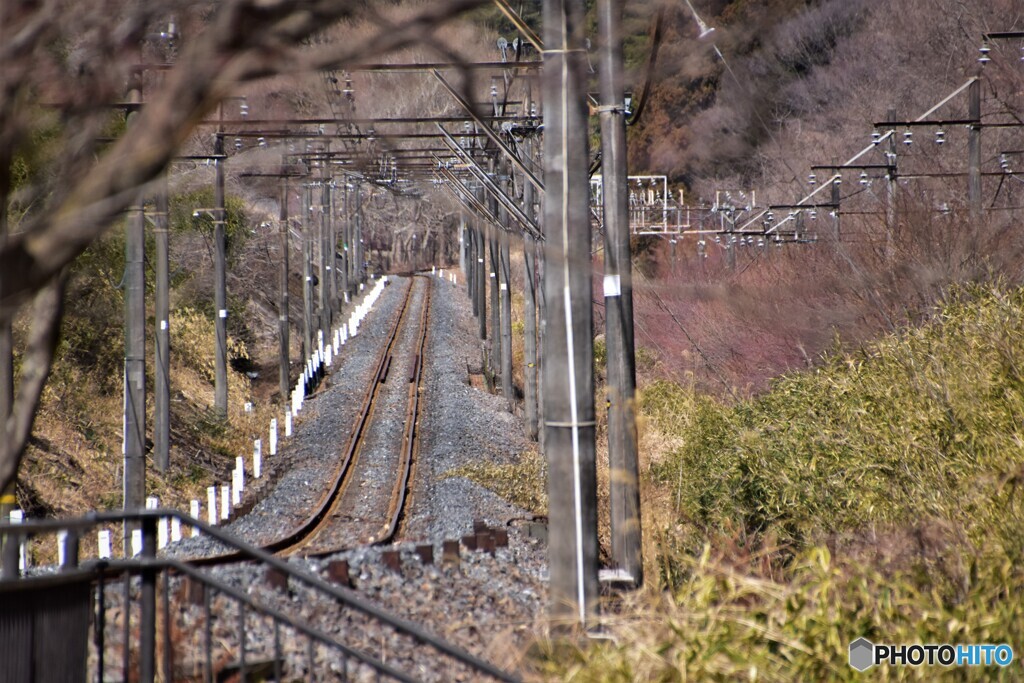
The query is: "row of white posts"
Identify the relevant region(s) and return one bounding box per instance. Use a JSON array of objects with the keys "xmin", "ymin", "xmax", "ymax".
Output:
[
  {"xmin": 5, "ymin": 277, "xmax": 394, "ymax": 567},
  {"xmin": 431, "ymin": 266, "xmax": 458, "ymax": 285}
]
